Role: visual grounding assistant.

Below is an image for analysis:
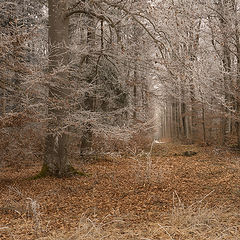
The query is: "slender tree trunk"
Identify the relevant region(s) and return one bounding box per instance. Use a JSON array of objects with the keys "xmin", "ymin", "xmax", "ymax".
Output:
[
  {"xmin": 168, "ymin": 102, "xmax": 173, "ymax": 139},
  {"xmin": 176, "ymin": 102, "xmax": 180, "ymax": 139},
  {"xmin": 188, "ymin": 22, "xmax": 201, "ymax": 143},
  {"xmin": 190, "ymin": 80, "xmax": 197, "ymax": 143},
  {"xmin": 222, "ymin": 44, "xmax": 231, "ymax": 144},
  {"xmin": 172, "ymin": 101, "xmax": 178, "ymax": 139},
  {"xmin": 1, "ymin": 87, "xmax": 6, "ymax": 116},
  {"xmin": 161, "ymin": 105, "xmax": 167, "ymax": 140},
  {"xmin": 80, "ymin": 16, "xmax": 96, "ymax": 155},
  {"xmin": 201, "ymin": 102, "xmax": 206, "ymax": 143},
  {"xmin": 234, "ymin": 2, "xmax": 240, "ymax": 147},
  {"xmin": 133, "ymin": 68, "xmax": 137, "ymax": 120},
  {"xmin": 216, "ymin": 0, "xmax": 232, "ymax": 145},
  {"xmin": 178, "ymin": 102, "xmax": 183, "ymax": 138},
  {"xmin": 181, "ymin": 102, "xmax": 188, "ymax": 138}
]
